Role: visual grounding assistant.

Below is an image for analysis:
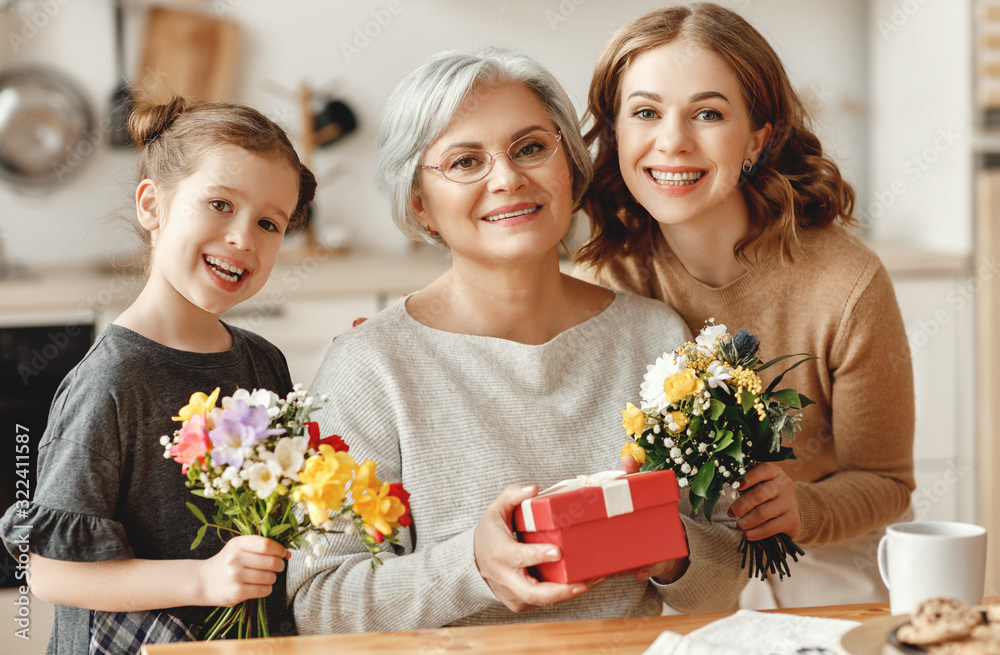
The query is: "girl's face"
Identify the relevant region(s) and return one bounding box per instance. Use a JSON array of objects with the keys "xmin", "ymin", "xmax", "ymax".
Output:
[
  {"xmin": 412, "ymin": 82, "xmax": 574, "ymax": 266},
  {"xmin": 140, "ymin": 144, "xmax": 299, "ymax": 318},
  {"xmin": 615, "ymin": 40, "xmax": 771, "ymax": 233}
]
